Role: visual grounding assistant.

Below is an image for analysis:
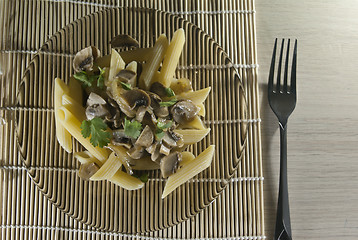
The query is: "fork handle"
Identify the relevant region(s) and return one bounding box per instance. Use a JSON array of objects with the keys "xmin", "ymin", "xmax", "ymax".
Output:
[{"xmin": 274, "ymin": 123, "xmax": 292, "ymax": 240}]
